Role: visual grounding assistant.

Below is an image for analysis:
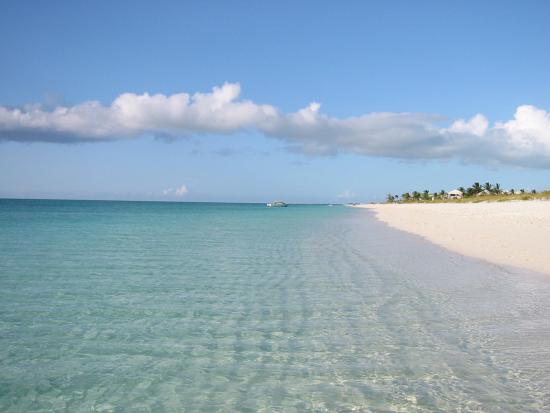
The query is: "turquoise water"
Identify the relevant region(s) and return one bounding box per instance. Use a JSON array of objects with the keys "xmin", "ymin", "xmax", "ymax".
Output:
[{"xmin": 1, "ymin": 199, "xmax": 550, "ymax": 412}]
